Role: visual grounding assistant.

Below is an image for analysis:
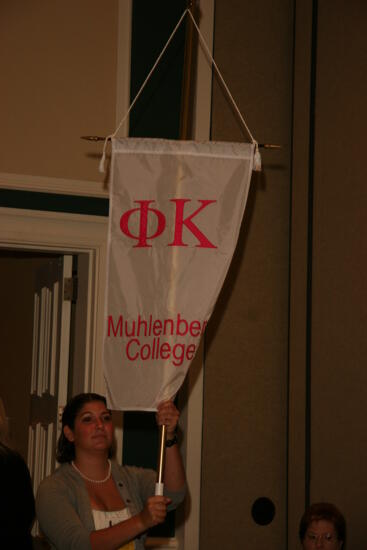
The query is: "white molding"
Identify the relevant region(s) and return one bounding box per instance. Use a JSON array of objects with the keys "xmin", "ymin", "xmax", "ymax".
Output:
[
  {"xmin": 0, "ymin": 207, "xmax": 108, "ymax": 395},
  {"xmin": 0, "ymin": 172, "xmax": 109, "ymax": 198},
  {"xmin": 175, "ymin": 352, "xmax": 204, "ymax": 550}
]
